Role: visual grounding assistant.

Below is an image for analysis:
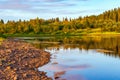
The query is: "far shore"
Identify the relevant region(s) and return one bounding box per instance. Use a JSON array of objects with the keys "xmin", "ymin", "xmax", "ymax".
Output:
[{"xmin": 1, "ymin": 32, "xmax": 120, "ymax": 38}]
